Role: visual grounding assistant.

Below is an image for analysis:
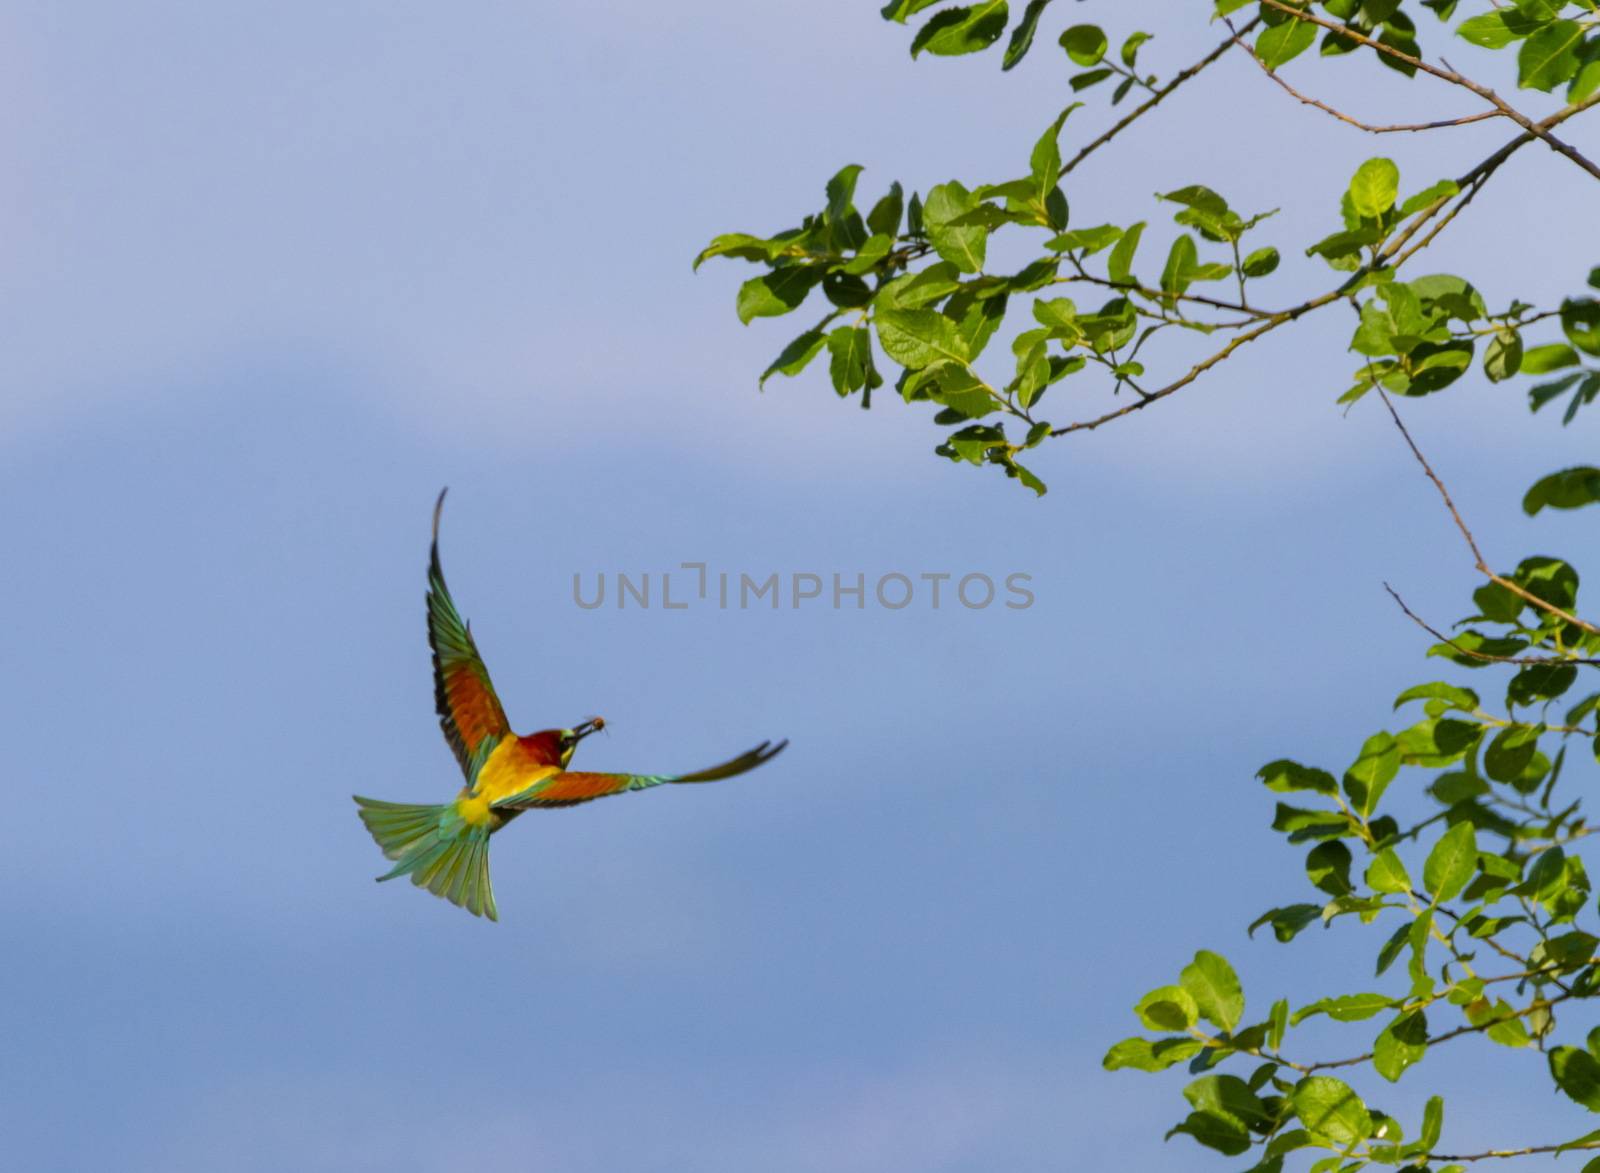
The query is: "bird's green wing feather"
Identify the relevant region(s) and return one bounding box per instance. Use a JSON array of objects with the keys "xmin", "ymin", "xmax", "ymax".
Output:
[
  {"xmin": 492, "ymin": 739, "xmax": 787, "ymax": 809},
  {"xmin": 428, "ymin": 489, "xmax": 510, "ymax": 781}
]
